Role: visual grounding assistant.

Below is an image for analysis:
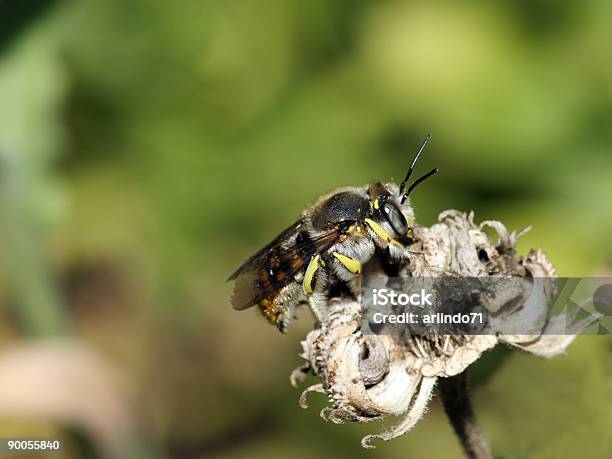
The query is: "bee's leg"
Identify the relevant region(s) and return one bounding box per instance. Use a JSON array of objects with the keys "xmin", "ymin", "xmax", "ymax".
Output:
[
  {"xmin": 331, "ymin": 252, "xmax": 363, "ymax": 276},
  {"xmin": 303, "ymin": 254, "xmax": 328, "ymax": 326},
  {"xmin": 278, "ymin": 284, "xmax": 302, "ymax": 333},
  {"xmin": 330, "ymin": 251, "xmax": 363, "ymax": 297},
  {"xmin": 307, "ymin": 292, "xmax": 328, "ymax": 327}
]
